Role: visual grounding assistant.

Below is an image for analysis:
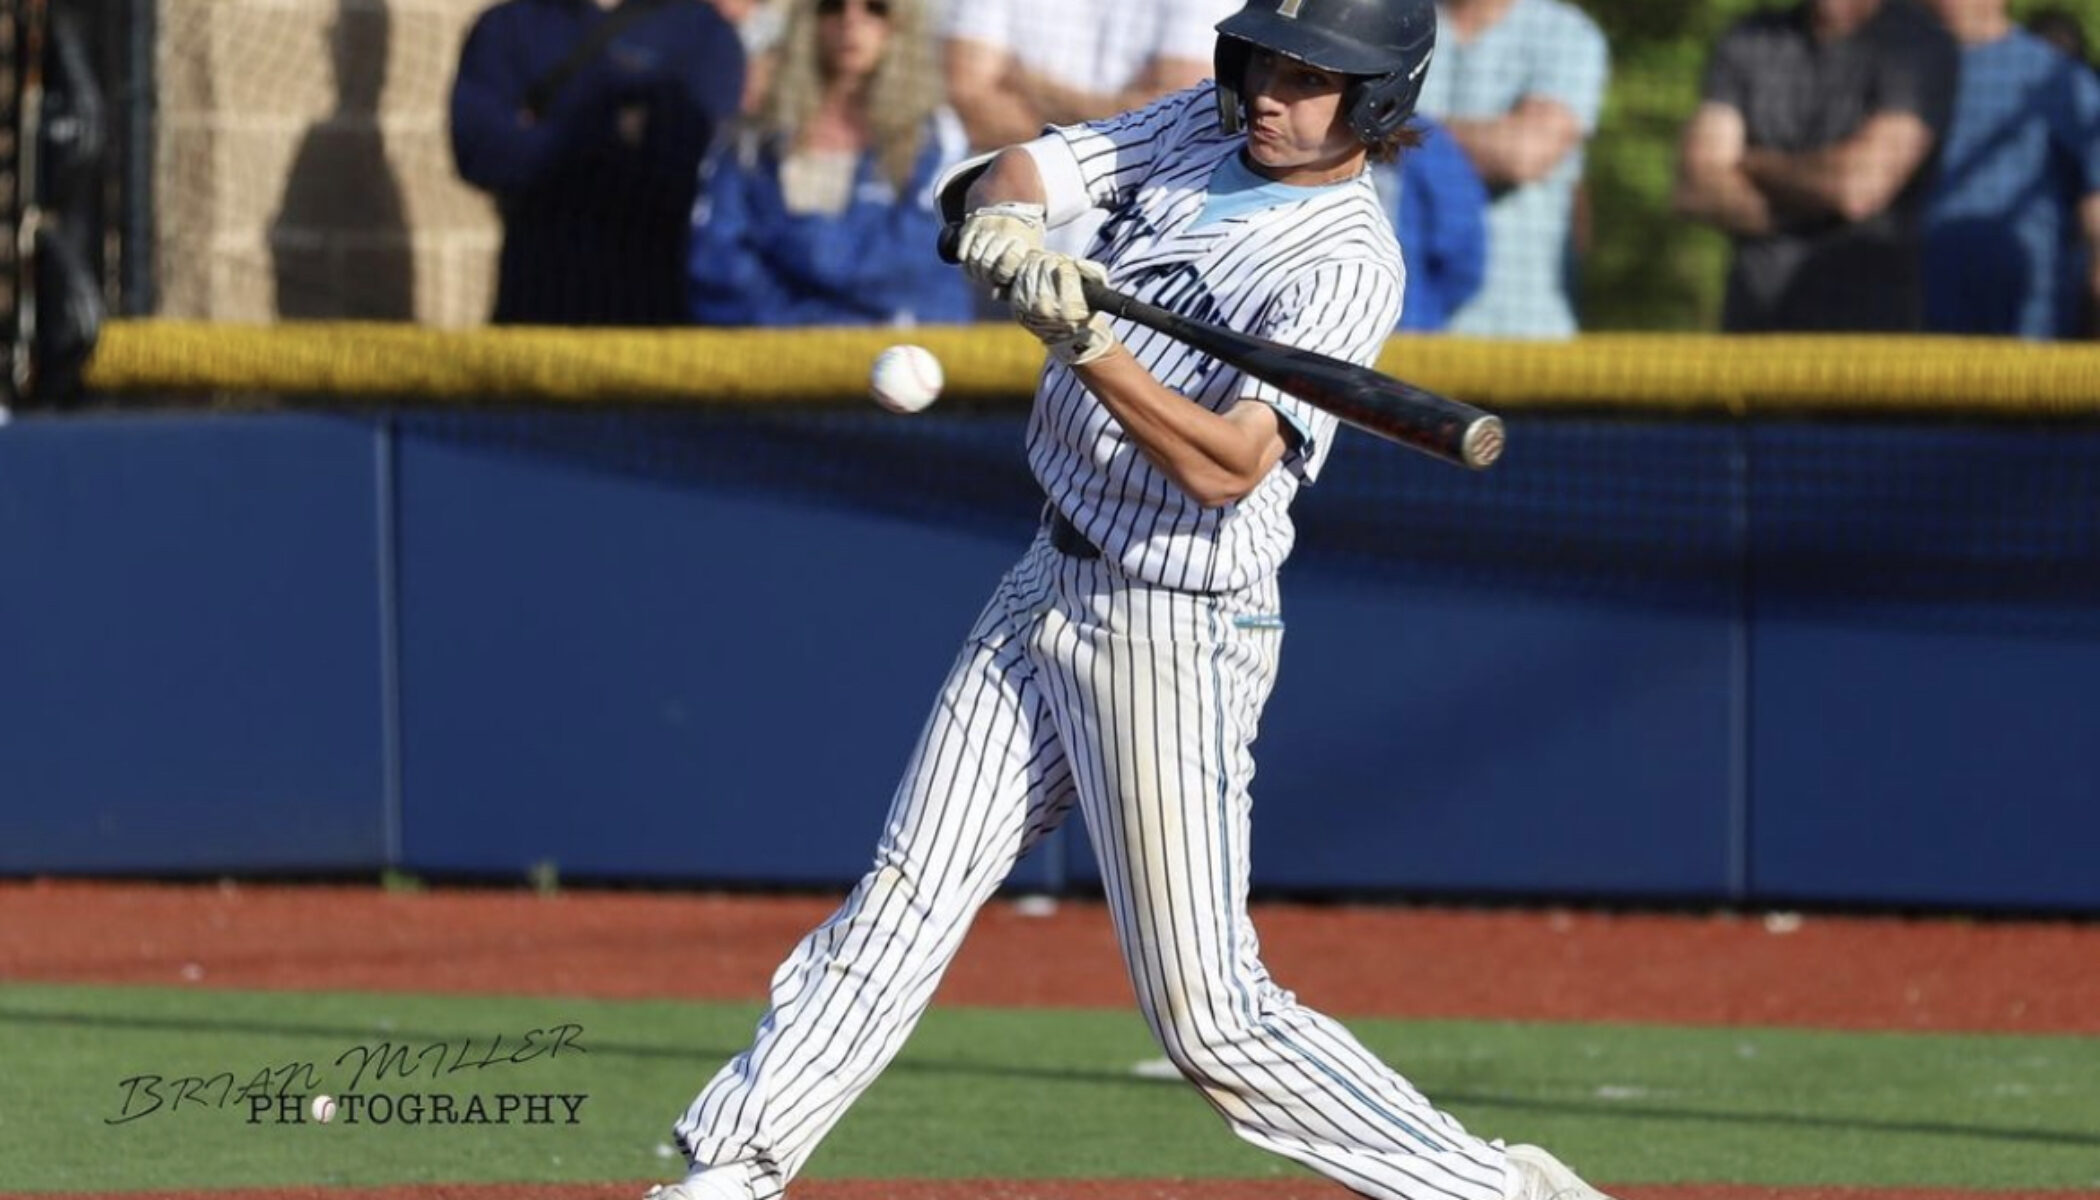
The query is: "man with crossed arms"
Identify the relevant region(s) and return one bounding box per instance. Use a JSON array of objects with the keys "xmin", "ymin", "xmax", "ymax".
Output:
[{"xmin": 1674, "ymin": 0, "xmax": 1959, "ymax": 332}]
